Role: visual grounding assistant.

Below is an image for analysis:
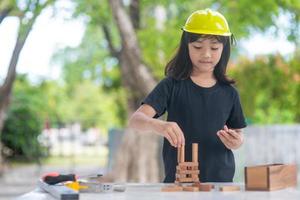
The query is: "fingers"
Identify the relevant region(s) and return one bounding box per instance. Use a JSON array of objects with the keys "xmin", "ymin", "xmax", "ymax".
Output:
[
  {"xmin": 167, "ymin": 127, "xmax": 178, "ymax": 147},
  {"xmin": 173, "ymin": 123, "xmax": 185, "ymax": 146},
  {"xmin": 222, "ymin": 125, "xmax": 235, "ymax": 142},
  {"xmin": 165, "ymin": 132, "xmax": 177, "ymax": 147},
  {"xmin": 217, "ymin": 129, "xmax": 243, "ymax": 150},
  {"xmin": 162, "ymin": 122, "xmax": 185, "ymax": 148},
  {"xmin": 218, "ymin": 133, "xmax": 231, "ymax": 149},
  {"xmin": 217, "ymin": 130, "xmax": 234, "ymax": 149},
  {"xmin": 224, "ymin": 125, "xmax": 229, "ymax": 132},
  {"xmin": 226, "ymin": 128, "xmax": 241, "ymax": 140},
  {"xmin": 220, "ymin": 129, "xmax": 236, "ymax": 141},
  {"xmin": 164, "ymin": 133, "xmax": 175, "ymax": 147}
]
